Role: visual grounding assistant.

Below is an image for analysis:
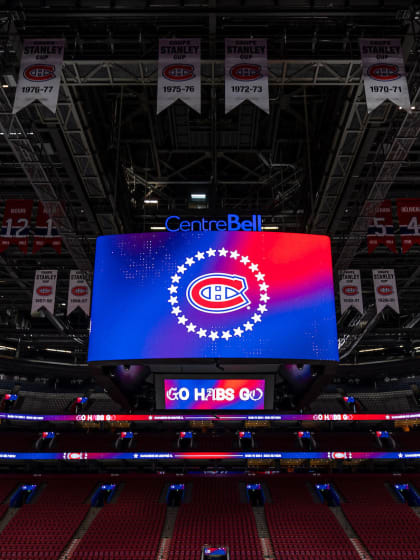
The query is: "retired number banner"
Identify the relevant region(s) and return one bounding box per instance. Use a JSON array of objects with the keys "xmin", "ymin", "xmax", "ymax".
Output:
[
  {"xmin": 31, "ymin": 270, "xmax": 57, "ymax": 315},
  {"xmin": 225, "ymin": 38, "xmax": 269, "ymax": 114},
  {"xmin": 33, "ymin": 202, "xmax": 62, "ymax": 254},
  {"xmin": 339, "ymin": 269, "xmax": 363, "ymax": 314},
  {"xmin": 13, "ymin": 39, "xmax": 65, "ymax": 114},
  {"xmin": 397, "ymin": 198, "xmax": 420, "ymax": 253},
  {"xmin": 360, "ymin": 38, "xmax": 411, "ymax": 113},
  {"xmin": 157, "ymin": 38, "xmax": 201, "ymax": 114},
  {"xmin": 0, "ymin": 199, "xmax": 33, "ymax": 254},
  {"xmin": 67, "ymin": 270, "xmax": 91, "ymax": 316},
  {"xmin": 372, "ymin": 269, "xmax": 399, "ymax": 314},
  {"xmin": 367, "ymin": 200, "xmax": 396, "ymax": 253}
]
